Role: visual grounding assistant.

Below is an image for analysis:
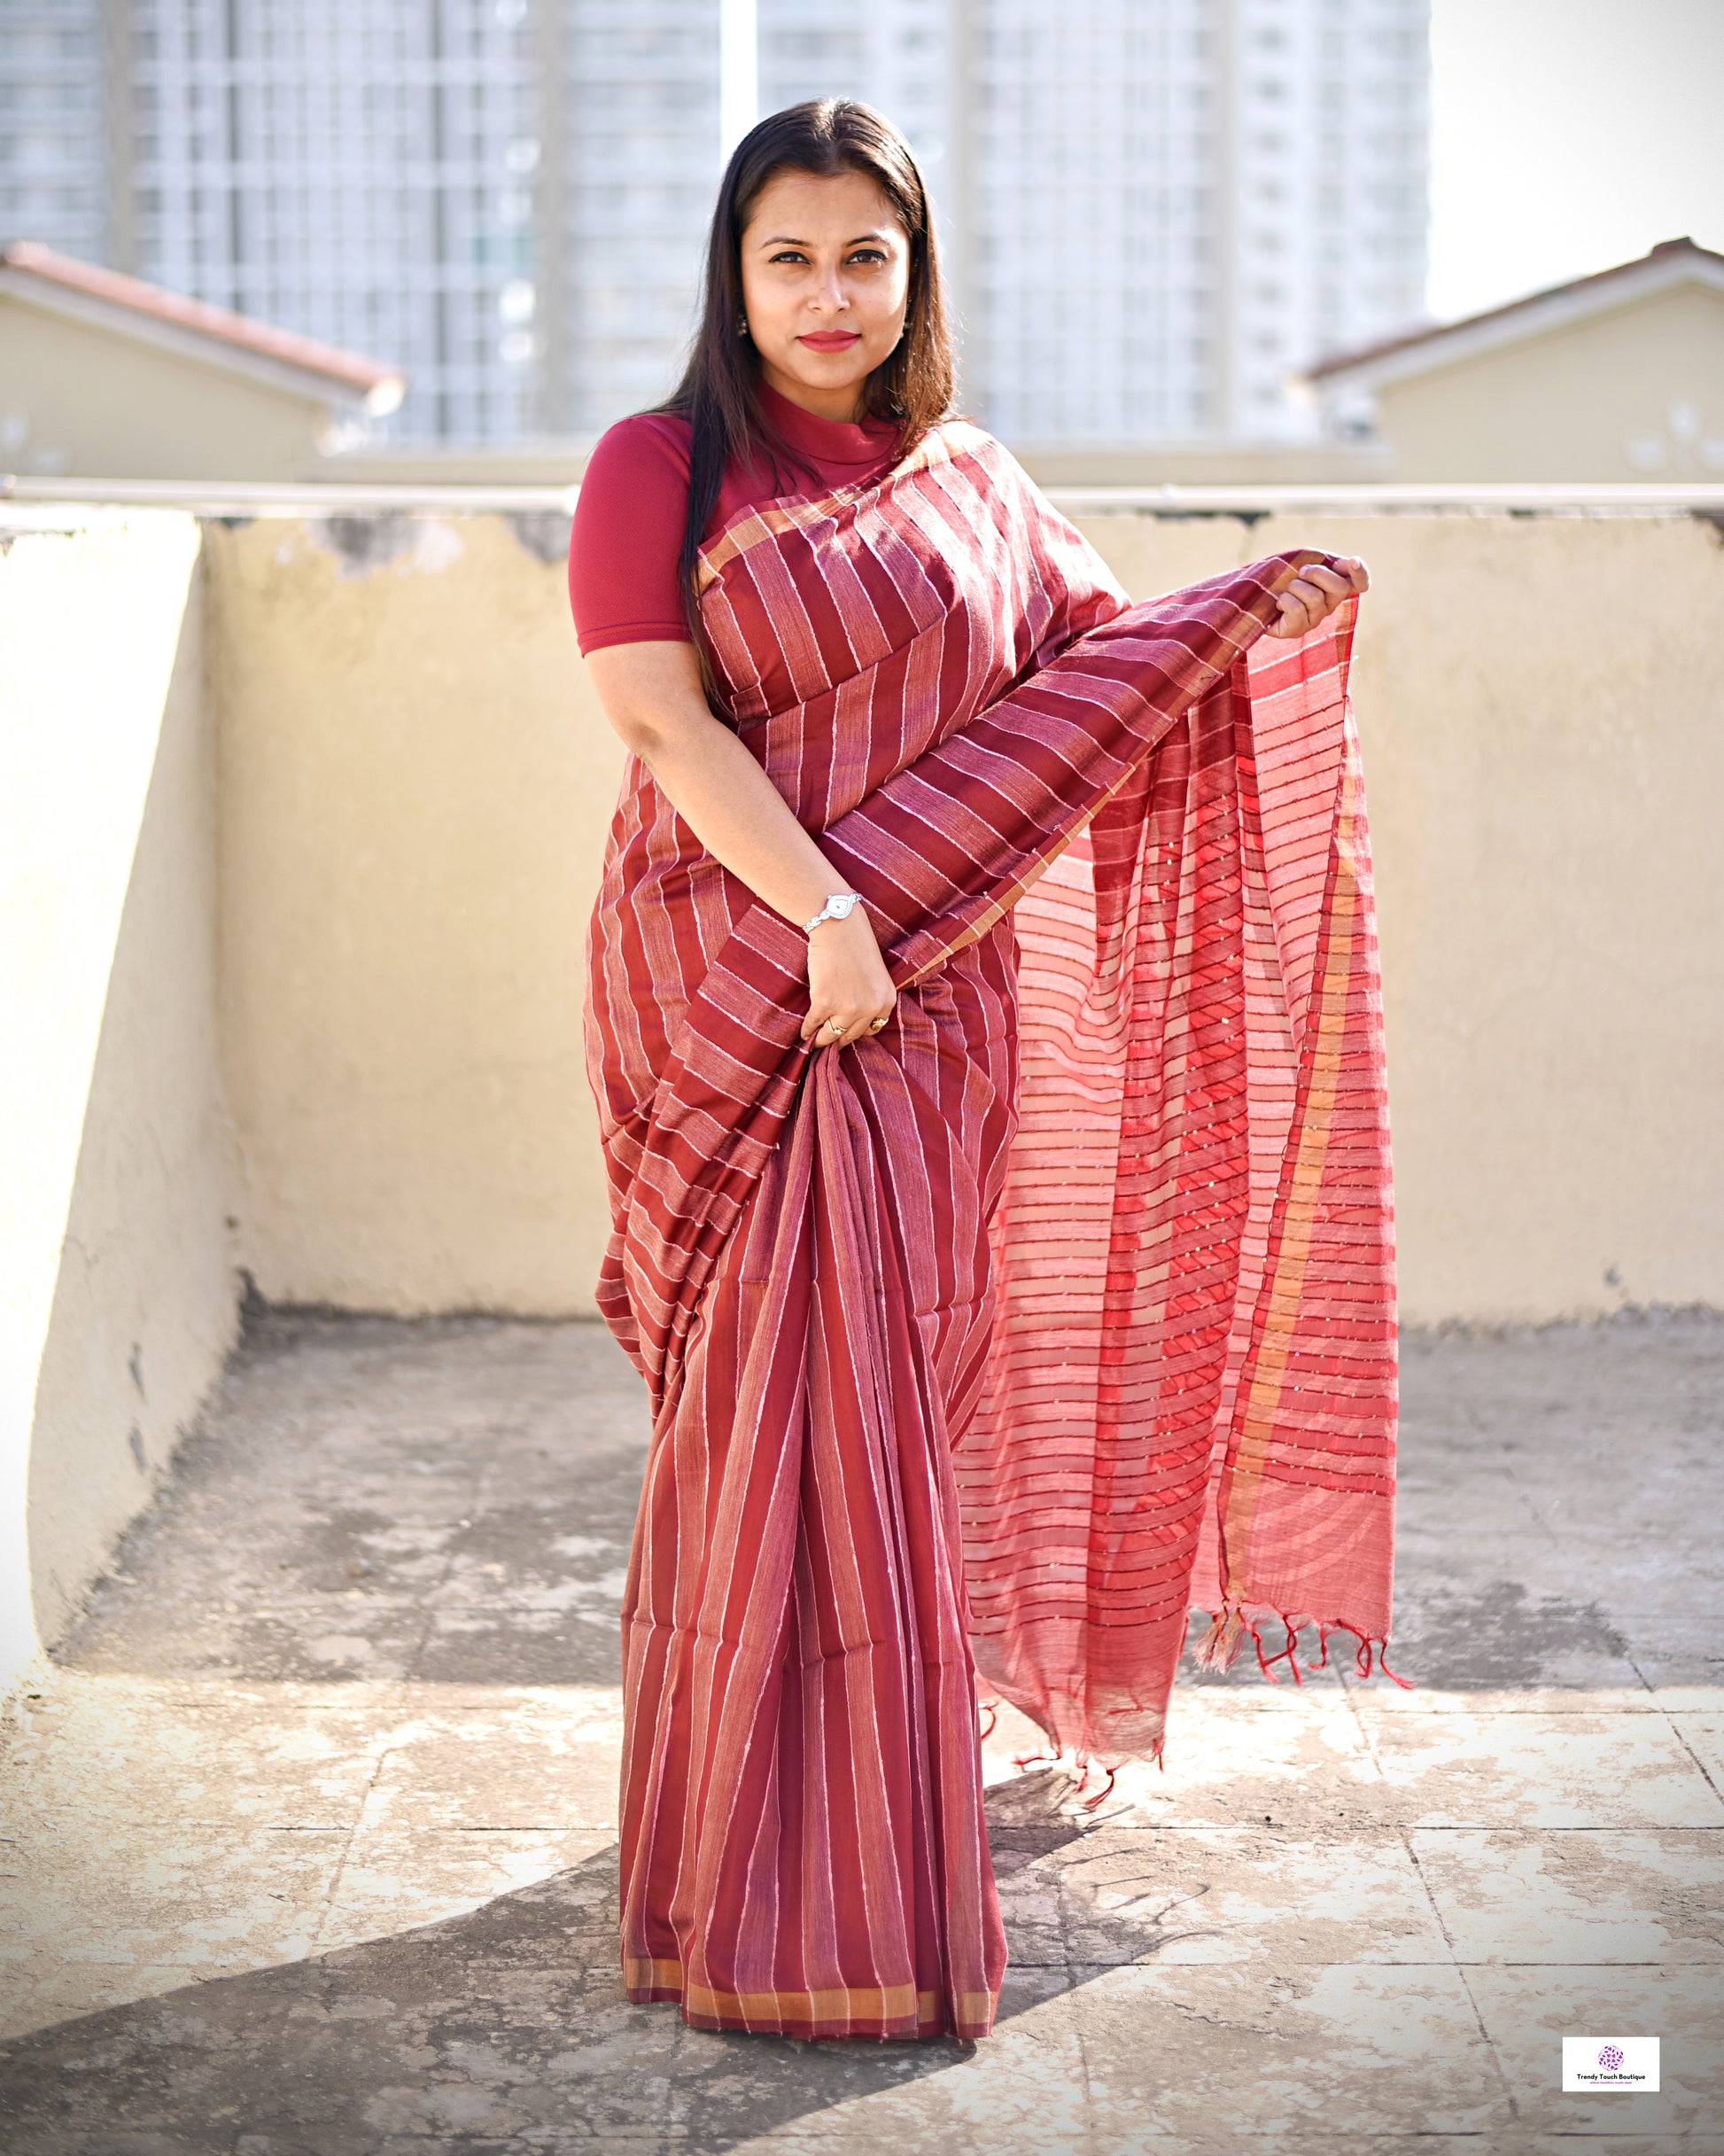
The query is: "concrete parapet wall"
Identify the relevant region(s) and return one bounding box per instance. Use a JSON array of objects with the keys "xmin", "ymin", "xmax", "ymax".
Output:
[
  {"xmin": 207, "ymin": 502, "xmax": 1724, "ymax": 1330},
  {"xmin": 5, "ymin": 493, "xmax": 1721, "ymax": 1672},
  {"xmin": 0, "ymin": 511, "xmax": 239, "ymax": 1684},
  {"xmin": 207, "ymin": 510, "xmax": 622, "ymax": 1317},
  {"xmin": 1076, "ymin": 508, "xmax": 1724, "ymax": 1324}
]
